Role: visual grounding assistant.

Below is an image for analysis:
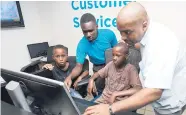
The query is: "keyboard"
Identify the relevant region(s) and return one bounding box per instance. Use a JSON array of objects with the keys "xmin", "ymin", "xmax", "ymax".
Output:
[{"xmin": 73, "ymin": 97, "xmax": 96, "ymax": 114}]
